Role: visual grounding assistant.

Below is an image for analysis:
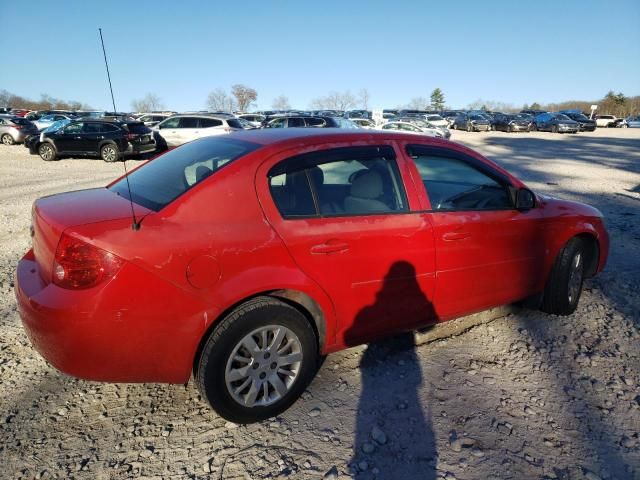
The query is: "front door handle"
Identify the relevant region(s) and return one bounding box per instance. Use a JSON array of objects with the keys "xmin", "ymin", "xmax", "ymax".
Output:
[
  {"xmin": 443, "ymin": 231, "xmax": 471, "ymax": 241},
  {"xmin": 74, "ymin": 136, "xmax": 82, "ymax": 140},
  {"xmin": 310, "ymin": 239, "xmax": 350, "ymax": 254}
]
